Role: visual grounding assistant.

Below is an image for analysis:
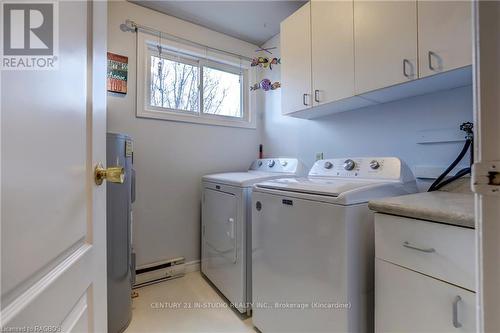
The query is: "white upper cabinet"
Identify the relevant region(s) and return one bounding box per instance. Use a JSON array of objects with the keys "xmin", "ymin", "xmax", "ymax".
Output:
[
  {"xmin": 311, "ymin": 0, "xmax": 354, "ymax": 105},
  {"xmin": 354, "ymin": 0, "xmax": 418, "ymax": 94},
  {"xmin": 279, "ymin": 0, "xmax": 472, "ymax": 118},
  {"xmin": 280, "ymin": 2, "xmax": 312, "ymax": 115},
  {"xmin": 418, "ymin": 1, "xmax": 472, "ymax": 78}
]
